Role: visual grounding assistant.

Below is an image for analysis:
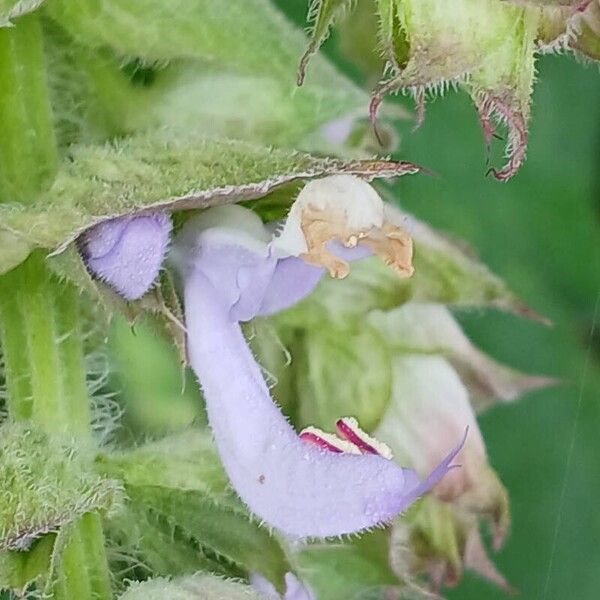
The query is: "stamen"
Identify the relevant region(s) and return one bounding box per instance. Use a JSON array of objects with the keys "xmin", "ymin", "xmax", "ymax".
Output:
[
  {"xmin": 336, "ymin": 417, "xmax": 394, "ymax": 459},
  {"xmin": 299, "ymin": 426, "xmax": 361, "ymax": 455}
]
